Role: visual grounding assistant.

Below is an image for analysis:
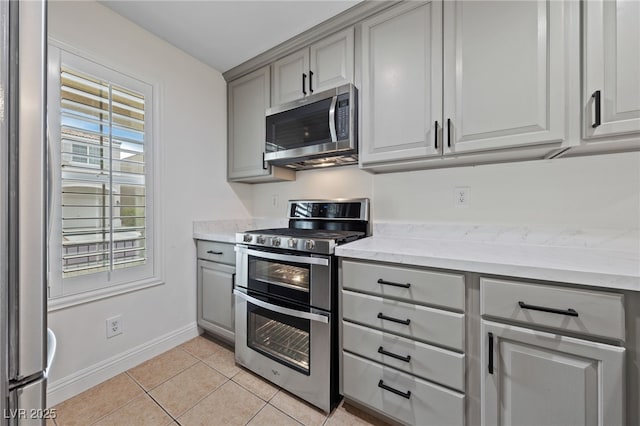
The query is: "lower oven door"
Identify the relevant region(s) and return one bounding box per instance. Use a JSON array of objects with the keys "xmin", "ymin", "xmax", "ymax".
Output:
[{"xmin": 234, "ymin": 288, "xmax": 332, "ymax": 412}]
